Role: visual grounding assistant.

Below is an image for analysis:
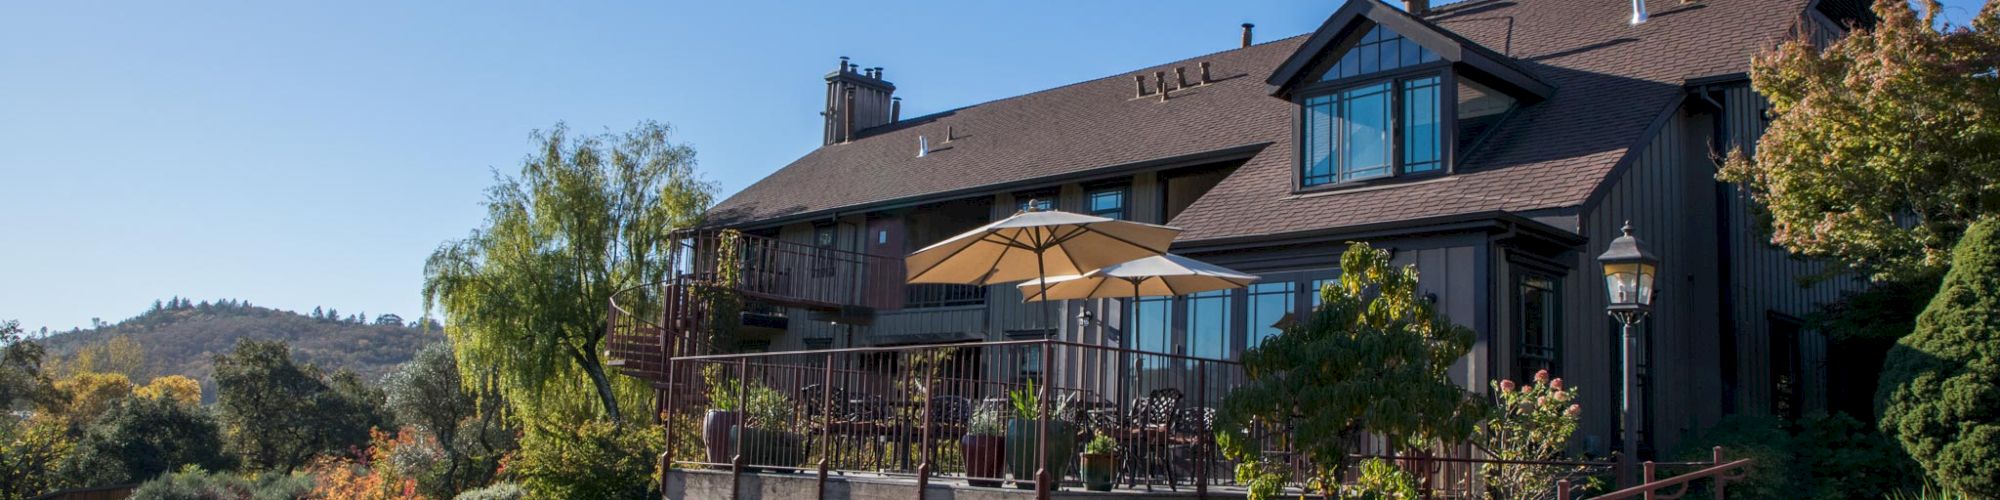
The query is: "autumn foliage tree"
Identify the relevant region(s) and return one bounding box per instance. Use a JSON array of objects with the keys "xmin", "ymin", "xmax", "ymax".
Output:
[{"xmin": 1717, "ymin": 0, "xmax": 2000, "ymax": 281}]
